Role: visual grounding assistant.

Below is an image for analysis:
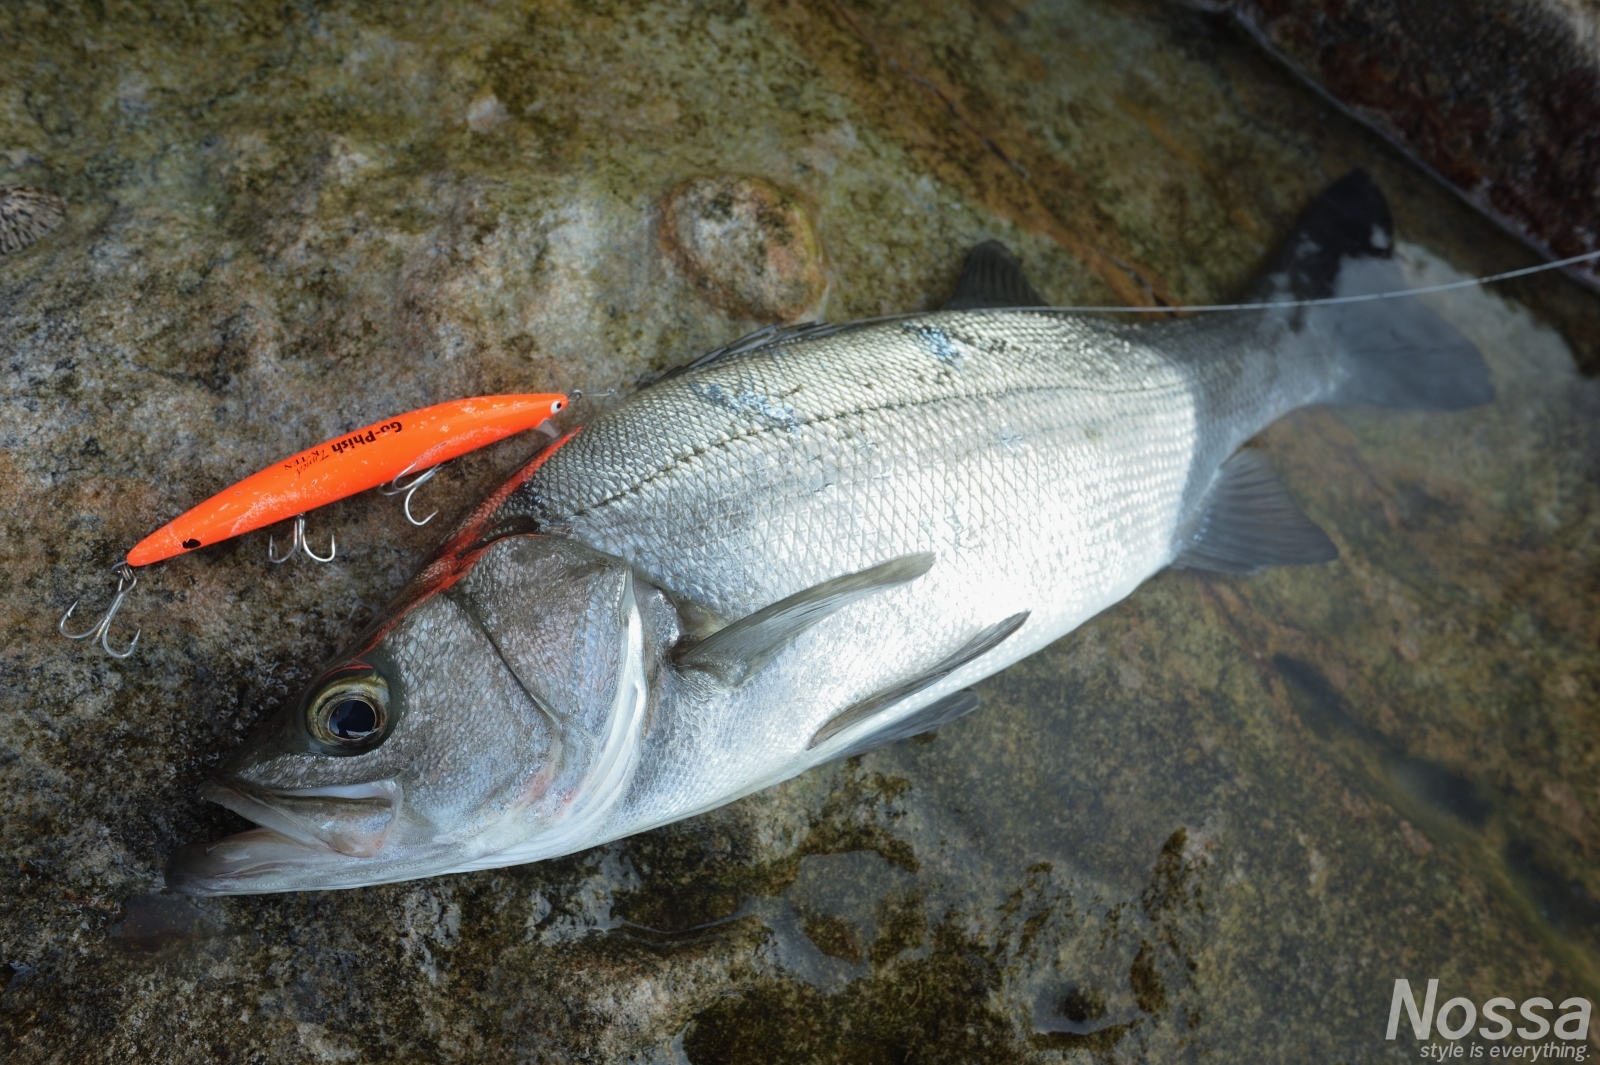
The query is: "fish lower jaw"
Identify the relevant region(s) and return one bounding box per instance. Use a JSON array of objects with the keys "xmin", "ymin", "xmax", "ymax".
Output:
[
  {"xmin": 168, "ymin": 782, "xmax": 459, "ymax": 895},
  {"xmin": 164, "ymin": 824, "xmax": 491, "ymax": 896},
  {"xmin": 165, "ymin": 826, "xmax": 346, "ymax": 896},
  {"xmin": 197, "ymin": 780, "xmax": 401, "ymax": 858}
]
